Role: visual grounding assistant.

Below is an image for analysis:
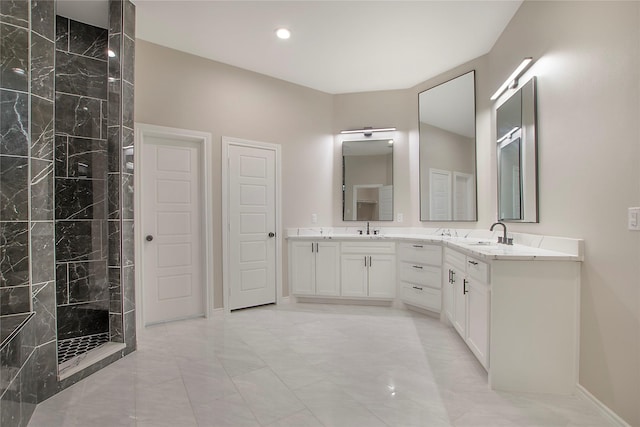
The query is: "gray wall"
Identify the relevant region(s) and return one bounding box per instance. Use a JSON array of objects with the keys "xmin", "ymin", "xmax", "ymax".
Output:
[{"xmin": 485, "ymin": 2, "xmax": 640, "ymax": 424}]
